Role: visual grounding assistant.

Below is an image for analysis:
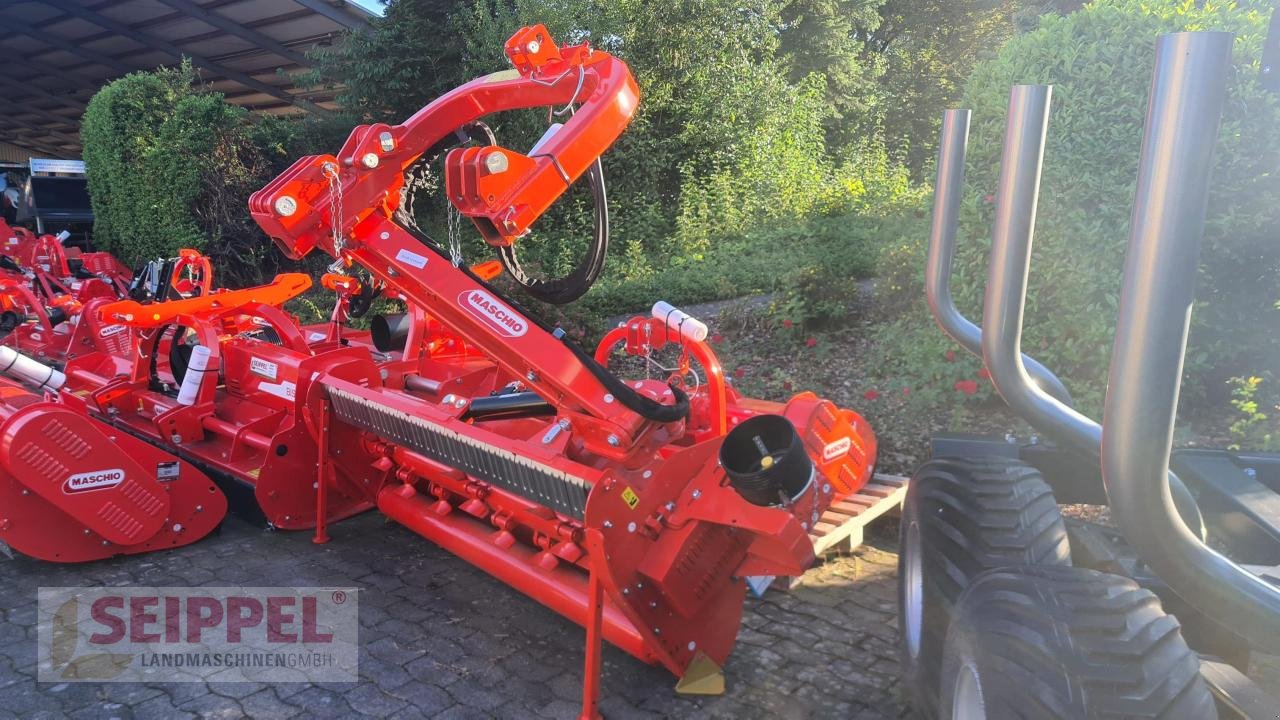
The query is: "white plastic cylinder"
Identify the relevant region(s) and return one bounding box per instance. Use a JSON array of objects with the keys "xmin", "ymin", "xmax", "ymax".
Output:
[
  {"xmin": 651, "ymin": 301, "xmax": 709, "ymax": 343},
  {"xmin": 0, "ymin": 345, "xmax": 65, "ymax": 391},
  {"xmin": 55, "ymin": 230, "xmax": 71, "ymax": 243},
  {"xmin": 175, "ymin": 345, "xmax": 212, "ymax": 406}
]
